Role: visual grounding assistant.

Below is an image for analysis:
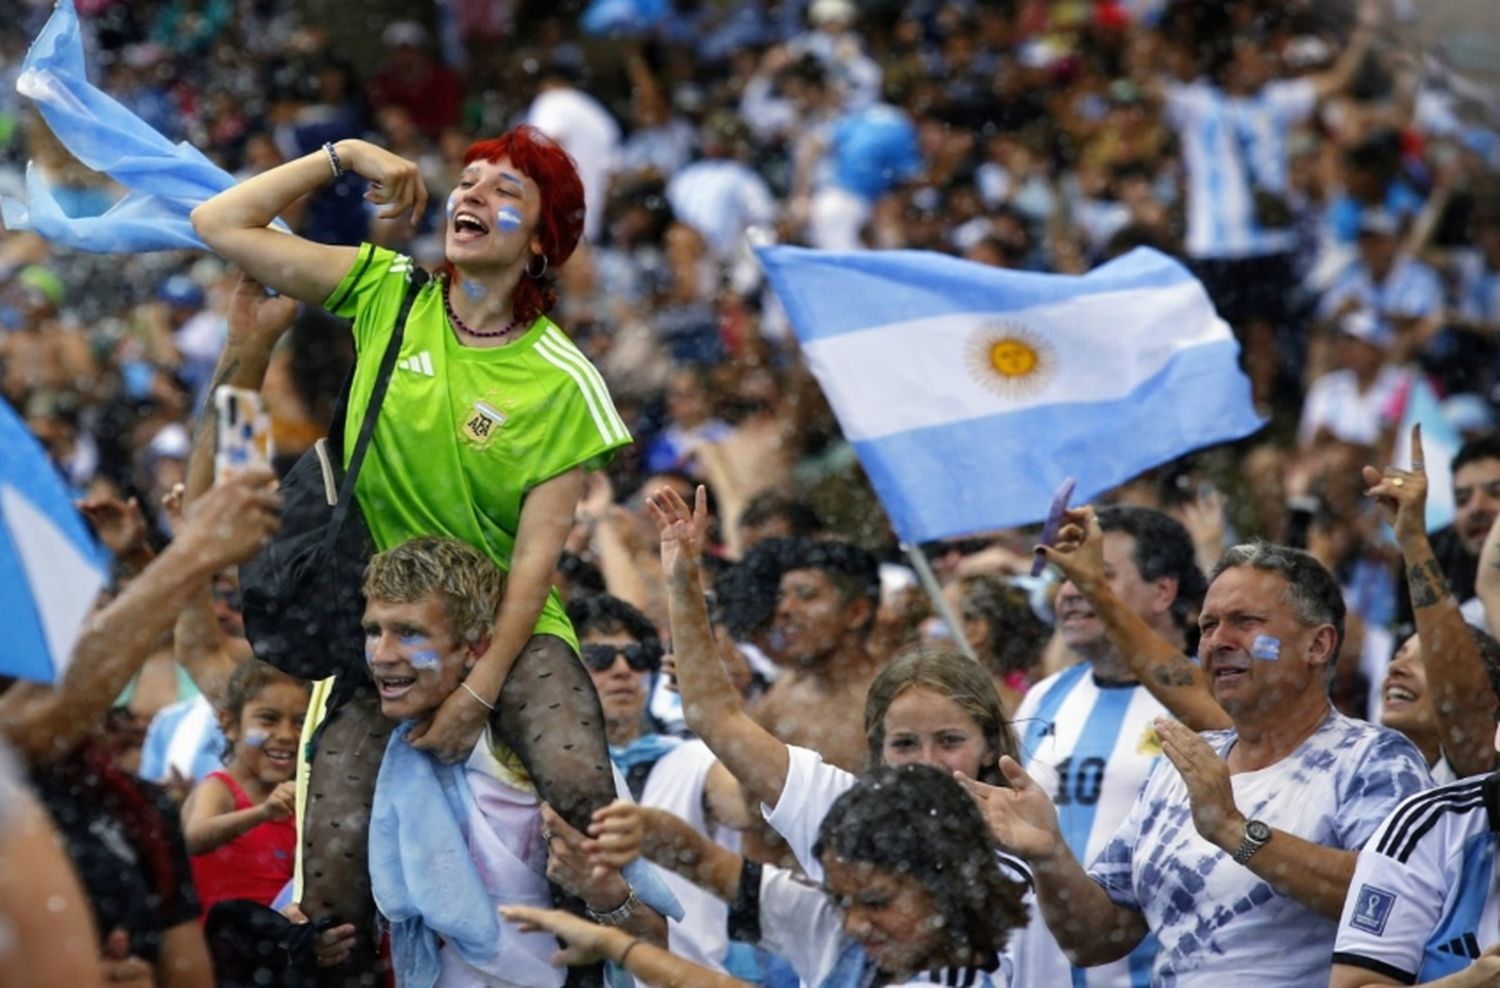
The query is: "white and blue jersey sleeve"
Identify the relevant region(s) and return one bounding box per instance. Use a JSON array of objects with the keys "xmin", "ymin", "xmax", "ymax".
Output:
[{"xmin": 1333, "ymin": 773, "xmax": 1500, "ymax": 985}]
